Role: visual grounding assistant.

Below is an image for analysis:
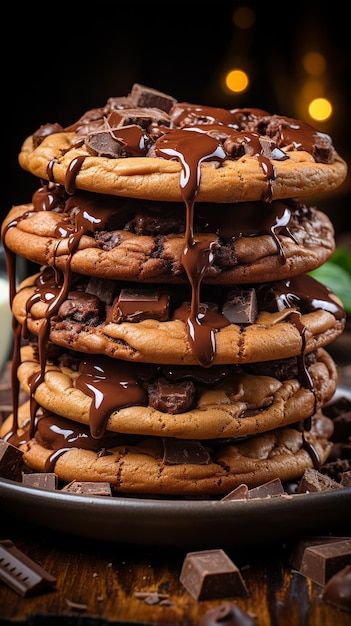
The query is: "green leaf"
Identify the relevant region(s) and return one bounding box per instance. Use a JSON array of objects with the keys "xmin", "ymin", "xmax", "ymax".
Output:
[{"xmin": 309, "ymin": 262, "xmax": 351, "ymax": 314}]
